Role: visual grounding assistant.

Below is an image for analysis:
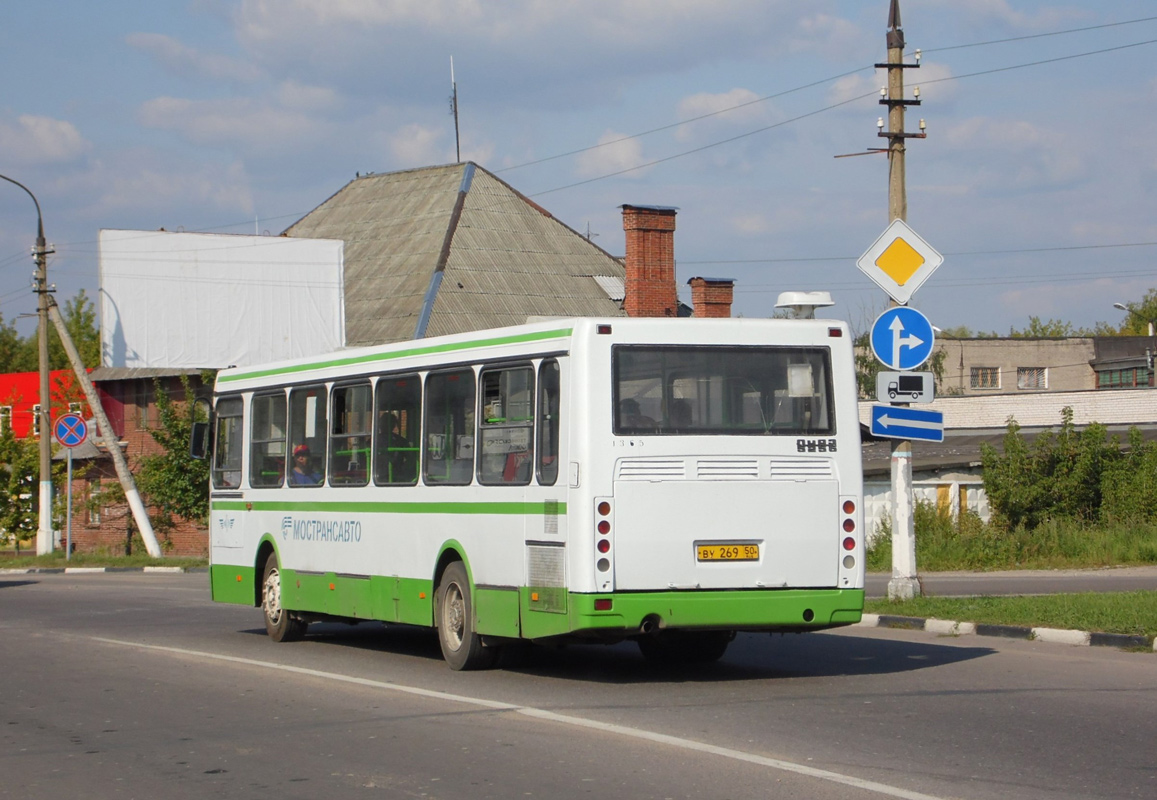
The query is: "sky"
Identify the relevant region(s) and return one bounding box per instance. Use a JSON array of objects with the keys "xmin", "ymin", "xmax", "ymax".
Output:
[{"xmin": 2, "ymin": 1, "xmax": 1156, "ymax": 340}]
